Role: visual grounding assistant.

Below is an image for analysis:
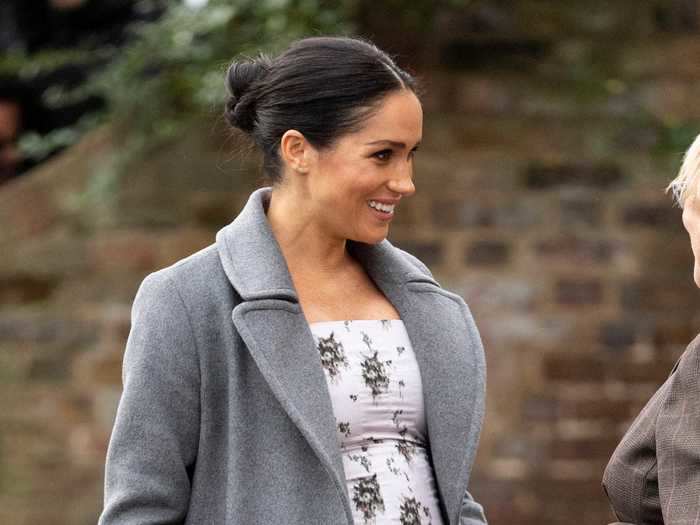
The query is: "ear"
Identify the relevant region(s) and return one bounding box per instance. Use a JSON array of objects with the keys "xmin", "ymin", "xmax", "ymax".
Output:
[{"xmin": 280, "ymin": 129, "xmax": 314, "ymax": 174}]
